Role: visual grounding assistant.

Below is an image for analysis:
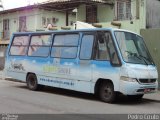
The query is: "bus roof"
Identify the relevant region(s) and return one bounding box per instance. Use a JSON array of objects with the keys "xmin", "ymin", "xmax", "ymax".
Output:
[{"xmin": 12, "ymin": 28, "xmax": 139, "ymax": 36}]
